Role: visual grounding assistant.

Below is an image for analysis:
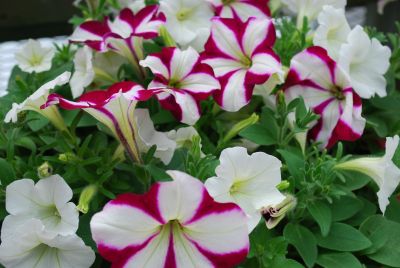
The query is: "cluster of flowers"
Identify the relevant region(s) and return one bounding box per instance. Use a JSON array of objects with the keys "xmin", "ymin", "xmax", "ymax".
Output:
[{"xmin": 1, "ymin": 0, "xmax": 400, "ymax": 267}]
